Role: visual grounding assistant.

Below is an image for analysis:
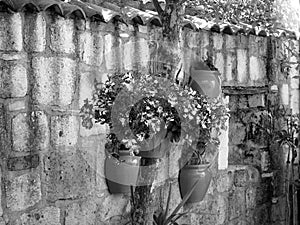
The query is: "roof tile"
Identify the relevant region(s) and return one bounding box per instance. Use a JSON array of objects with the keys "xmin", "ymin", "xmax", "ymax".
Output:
[{"xmin": 0, "ymin": 0, "xmax": 298, "ymax": 39}]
